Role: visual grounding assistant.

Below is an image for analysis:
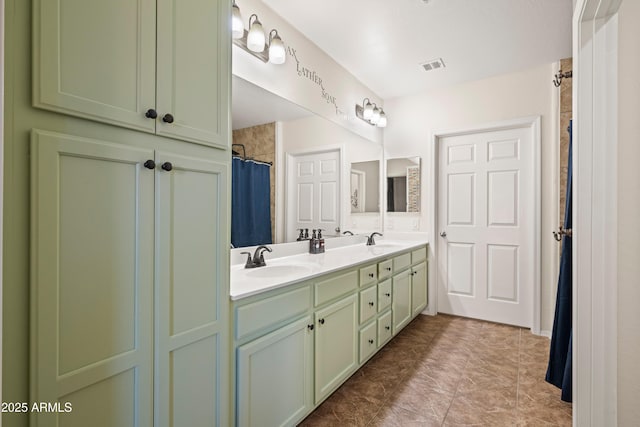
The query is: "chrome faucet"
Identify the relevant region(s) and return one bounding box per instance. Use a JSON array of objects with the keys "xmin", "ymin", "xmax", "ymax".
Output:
[
  {"xmin": 241, "ymin": 245, "xmax": 272, "ymax": 268},
  {"xmin": 366, "ymin": 232, "xmax": 383, "ymax": 246},
  {"xmin": 342, "ymin": 230, "xmax": 354, "ymax": 236}
]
